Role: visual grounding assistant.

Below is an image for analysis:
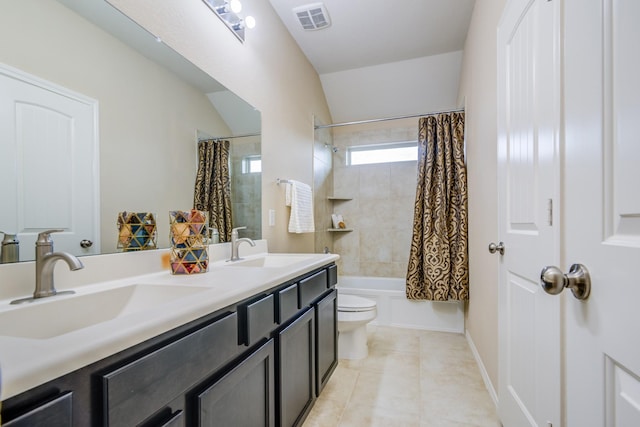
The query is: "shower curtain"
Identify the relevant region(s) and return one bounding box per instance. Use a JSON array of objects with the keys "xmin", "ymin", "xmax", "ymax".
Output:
[
  {"xmin": 406, "ymin": 112, "xmax": 469, "ymax": 301},
  {"xmin": 193, "ymin": 139, "xmax": 233, "ymax": 242}
]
